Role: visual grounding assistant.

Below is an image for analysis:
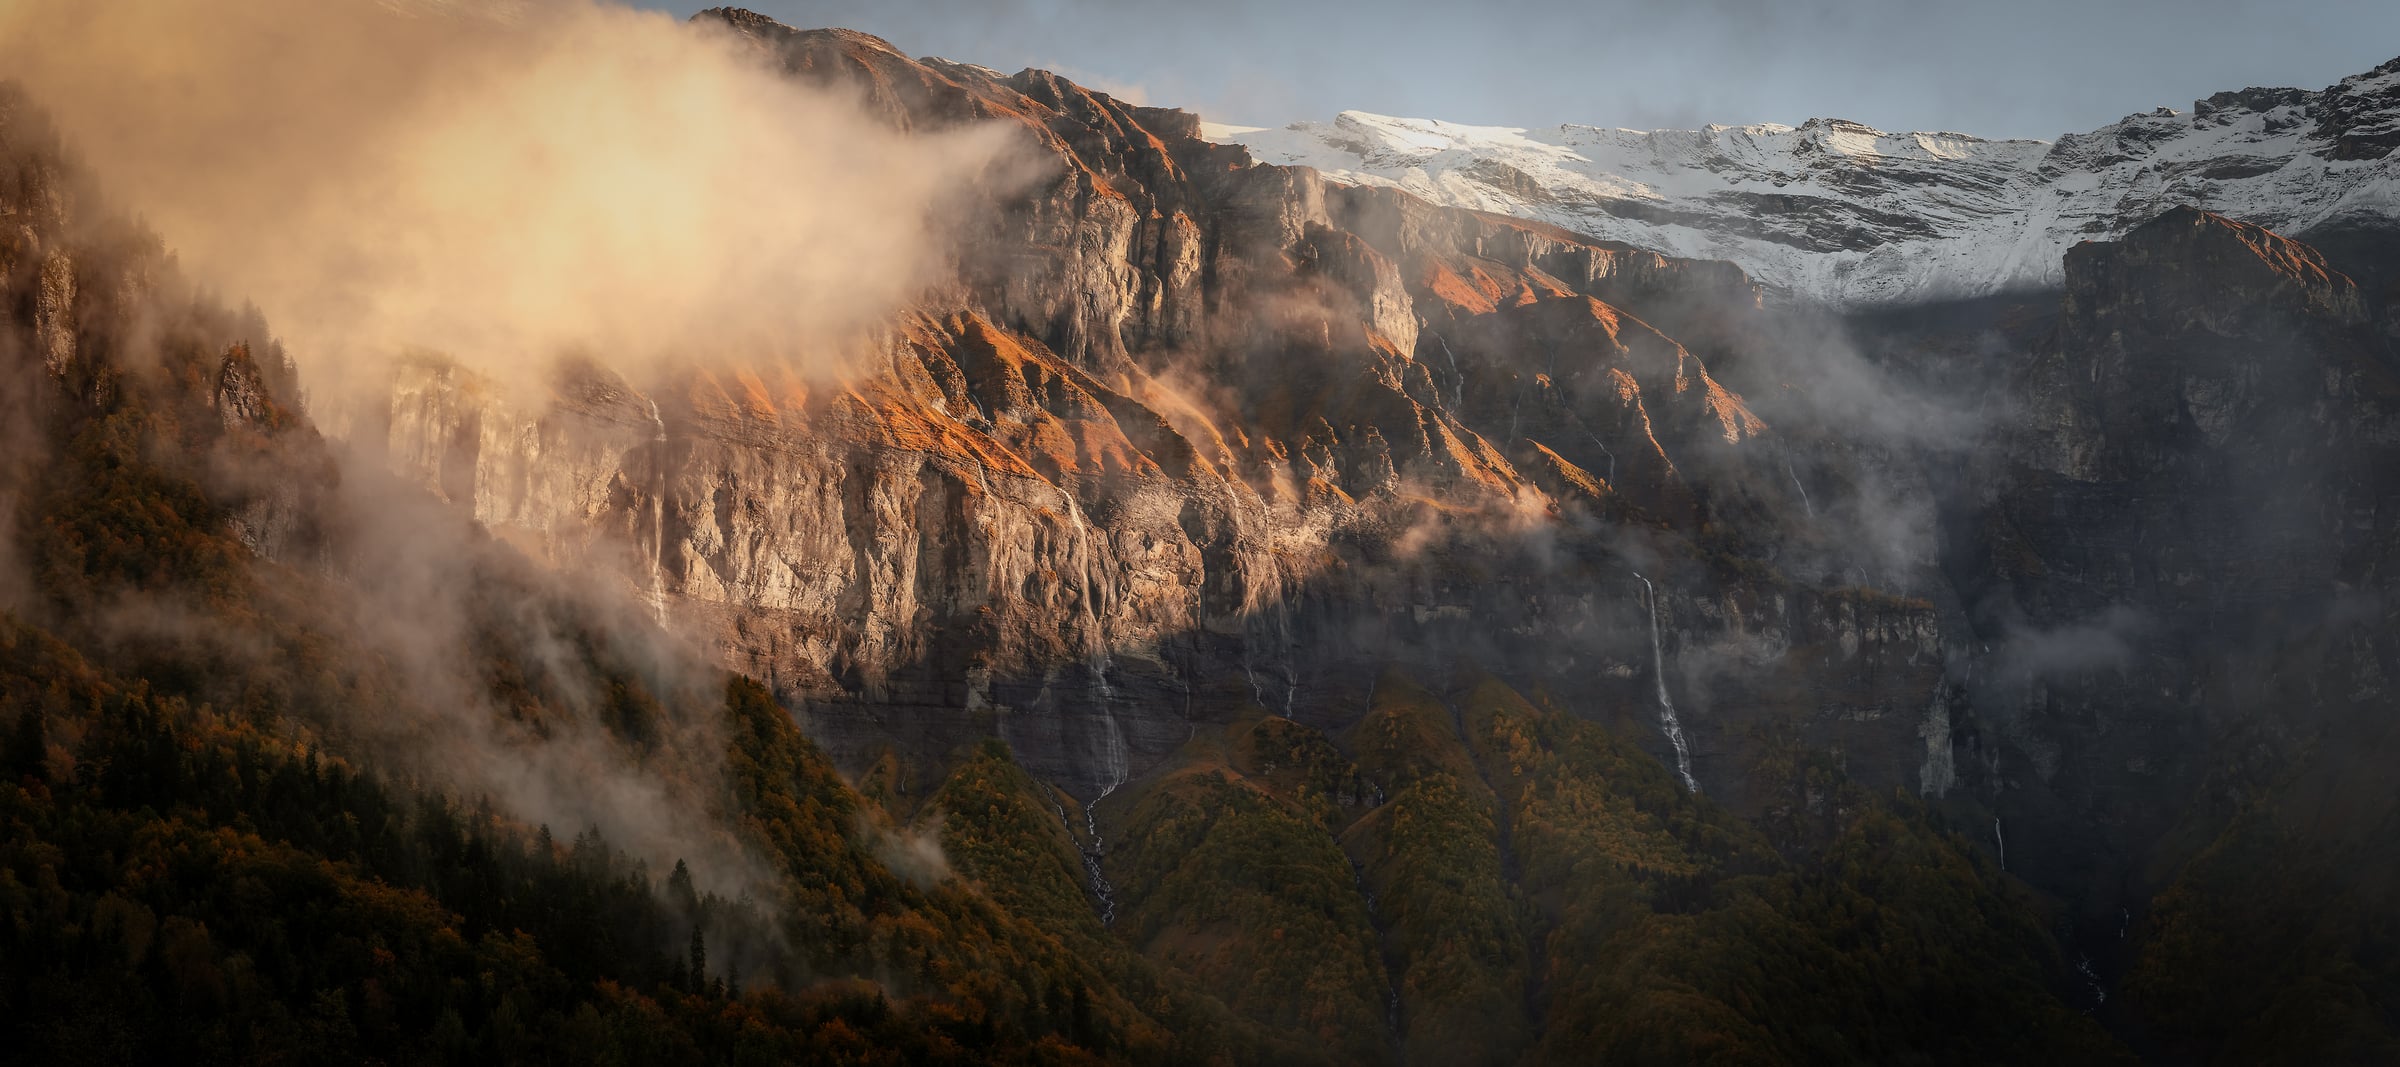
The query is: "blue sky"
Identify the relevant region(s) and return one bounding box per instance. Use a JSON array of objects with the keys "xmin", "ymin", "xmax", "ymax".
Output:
[{"xmin": 636, "ymin": 1, "xmax": 2400, "ymax": 139}]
